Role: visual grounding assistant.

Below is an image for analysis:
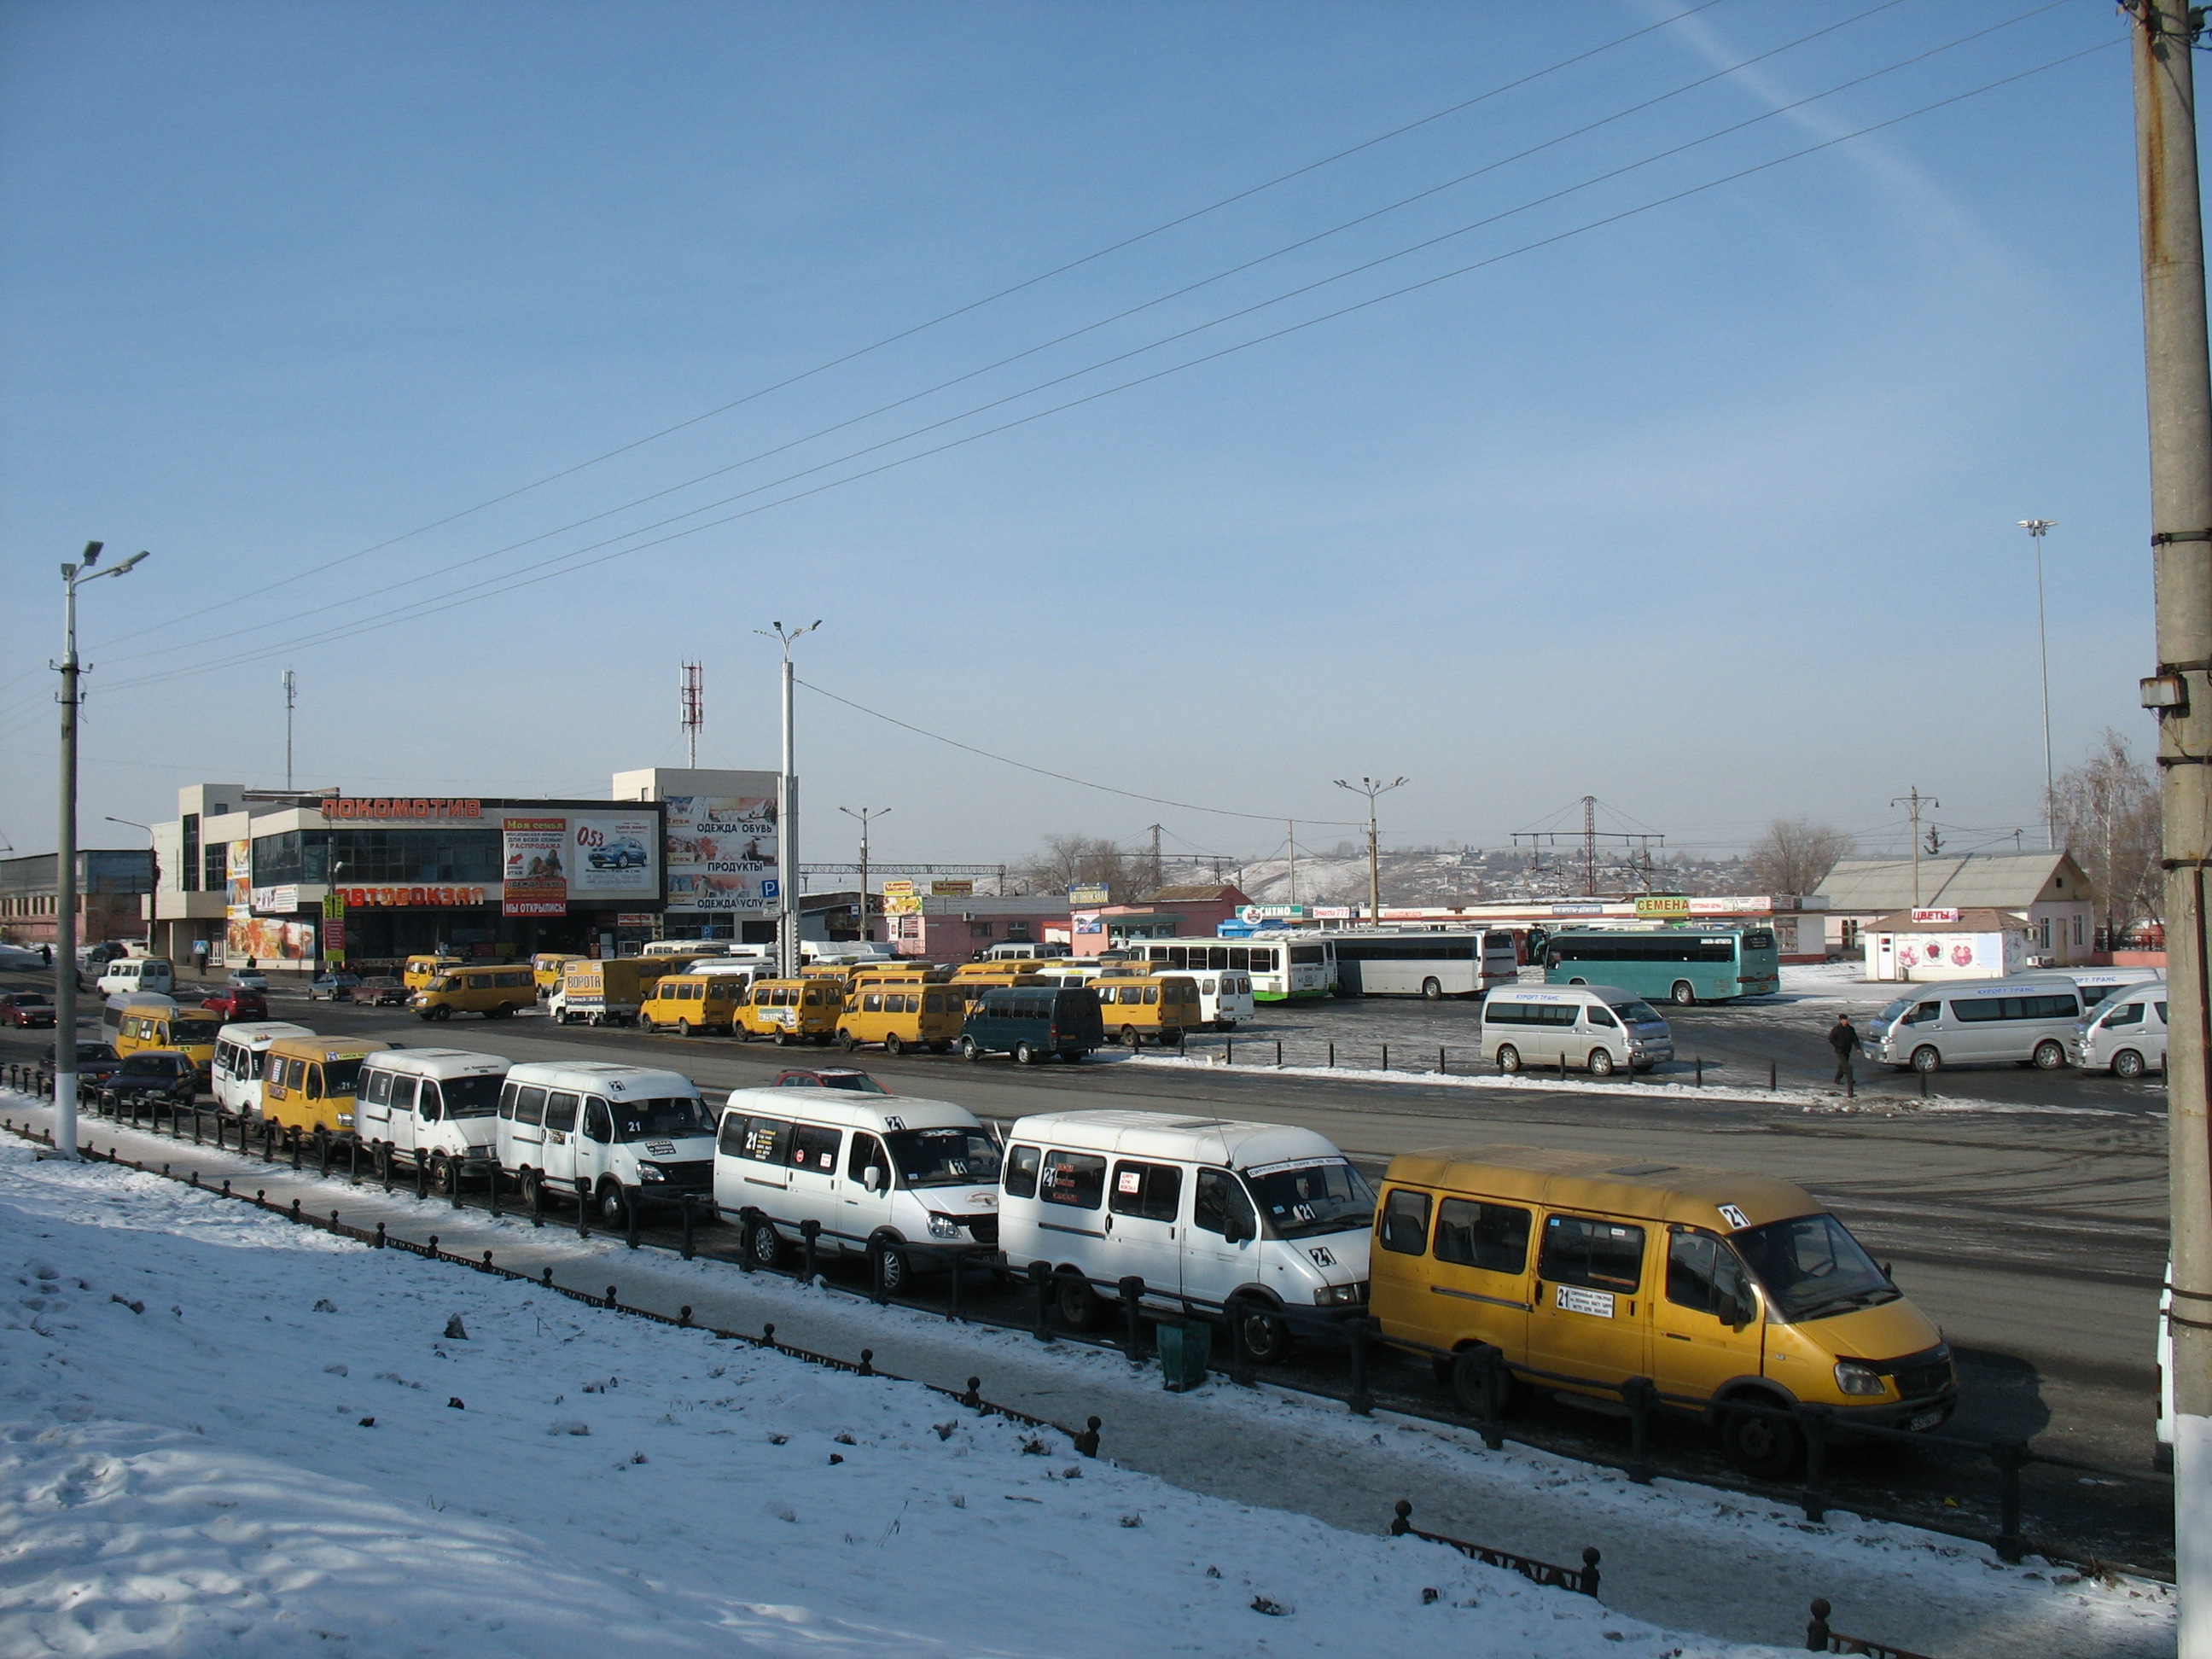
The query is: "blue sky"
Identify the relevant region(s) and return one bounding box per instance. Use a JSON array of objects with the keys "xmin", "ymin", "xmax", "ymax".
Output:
[{"xmin": 0, "ymin": 0, "xmax": 2163, "ymax": 872}]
